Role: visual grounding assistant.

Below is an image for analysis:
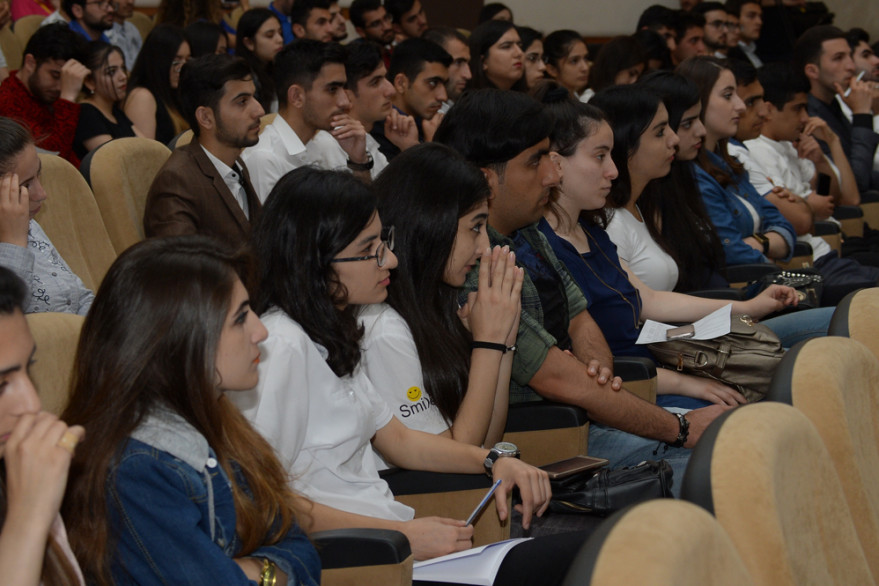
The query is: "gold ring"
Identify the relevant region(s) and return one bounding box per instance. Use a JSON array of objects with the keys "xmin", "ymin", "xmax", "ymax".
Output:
[{"xmin": 57, "ymin": 430, "xmax": 80, "ymax": 454}]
